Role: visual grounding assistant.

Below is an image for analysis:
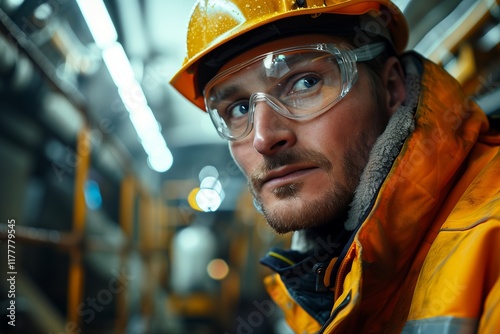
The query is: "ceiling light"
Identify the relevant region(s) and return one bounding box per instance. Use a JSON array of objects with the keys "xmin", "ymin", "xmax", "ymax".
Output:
[
  {"xmin": 147, "ymin": 151, "xmax": 173, "ymax": 173},
  {"xmin": 76, "ymin": 0, "xmax": 172, "ymax": 173},
  {"xmin": 76, "ymin": 0, "xmax": 117, "ymax": 48},
  {"xmin": 102, "ymin": 43, "xmax": 136, "ymax": 87}
]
